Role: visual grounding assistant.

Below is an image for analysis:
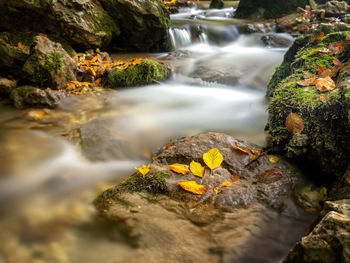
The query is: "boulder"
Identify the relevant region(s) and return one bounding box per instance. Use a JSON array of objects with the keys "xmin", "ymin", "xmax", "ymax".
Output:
[
  {"xmin": 95, "ymin": 133, "xmax": 315, "ymax": 262},
  {"xmin": 266, "ymin": 31, "xmax": 350, "ymax": 179},
  {"xmin": 234, "ymin": 0, "xmax": 309, "ymax": 19},
  {"xmin": 22, "ymin": 36, "xmax": 77, "ymax": 90},
  {"xmin": 209, "ymin": 0, "xmax": 224, "ymax": 9},
  {"xmin": 107, "ymin": 59, "xmax": 170, "ymax": 88},
  {"xmin": 0, "ymin": 77, "xmax": 18, "ymax": 97},
  {"xmin": 325, "ymin": 1, "xmax": 350, "ymax": 17},
  {"xmin": 10, "ymin": 86, "xmax": 66, "ymax": 109},
  {"xmin": 99, "ymin": 0, "xmax": 170, "ymax": 51},
  {"xmin": 283, "ymin": 211, "xmax": 350, "ymax": 263},
  {"xmin": 0, "ymin": 0, "xmax": 119, "ymax": 50}
]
